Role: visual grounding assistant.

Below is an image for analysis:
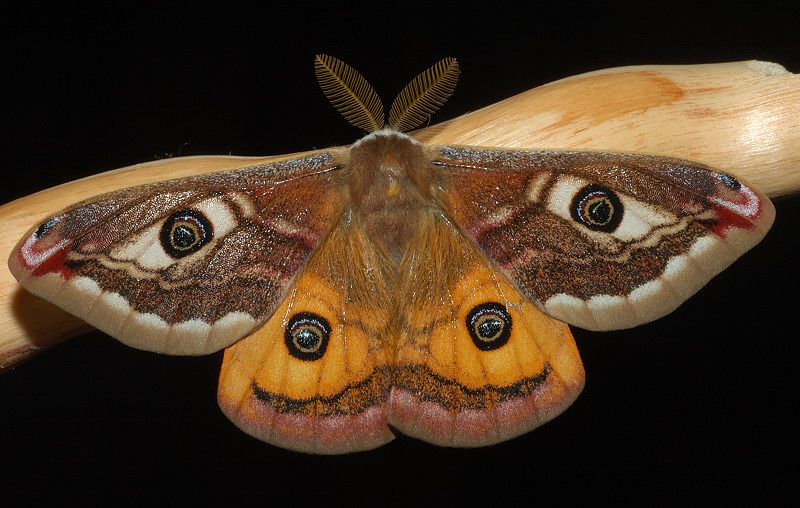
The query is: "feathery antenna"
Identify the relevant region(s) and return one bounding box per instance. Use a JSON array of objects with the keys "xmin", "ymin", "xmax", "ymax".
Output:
[
  {"xmin": 314, "ymin": 55, "xmax": 459, "ymax": 133},
  {"xmin": 387, "ymin": 57, "xmax": 460, "ymax": 132},
  {"xmin": 314, "ymin": 54, "xmax": 385, "ymax": 133}
]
